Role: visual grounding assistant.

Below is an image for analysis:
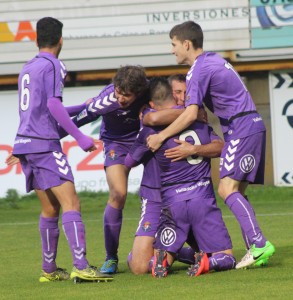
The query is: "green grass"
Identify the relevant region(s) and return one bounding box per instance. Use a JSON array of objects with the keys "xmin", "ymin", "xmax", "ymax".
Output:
[{"xmin": 0, "ymin": 186, "xmax": 293, "ymax": 300}]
